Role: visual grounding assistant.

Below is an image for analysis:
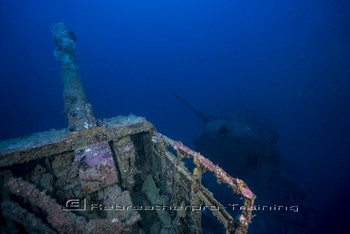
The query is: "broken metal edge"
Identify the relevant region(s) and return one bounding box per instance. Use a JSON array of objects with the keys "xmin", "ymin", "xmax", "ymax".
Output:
[{"xmin": 0, "ymin": 116, "xmax": 154, "ymax": 167}]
